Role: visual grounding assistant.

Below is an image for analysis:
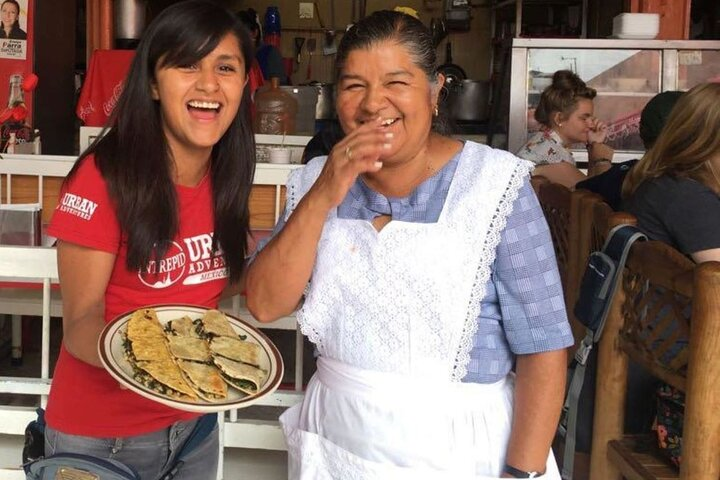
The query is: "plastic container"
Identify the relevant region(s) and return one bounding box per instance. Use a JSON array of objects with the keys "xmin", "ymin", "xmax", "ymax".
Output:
[
  {"xmin": 253, "ymin": 77, "xmax": 298, "ymax": 135},
  {"xmin": 267, "ymin": 147, "xmax": 292, "ymax": 164},
  {"xmin": 612, "ymin": 13, "xmax": 660, "ymax": 39}
]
